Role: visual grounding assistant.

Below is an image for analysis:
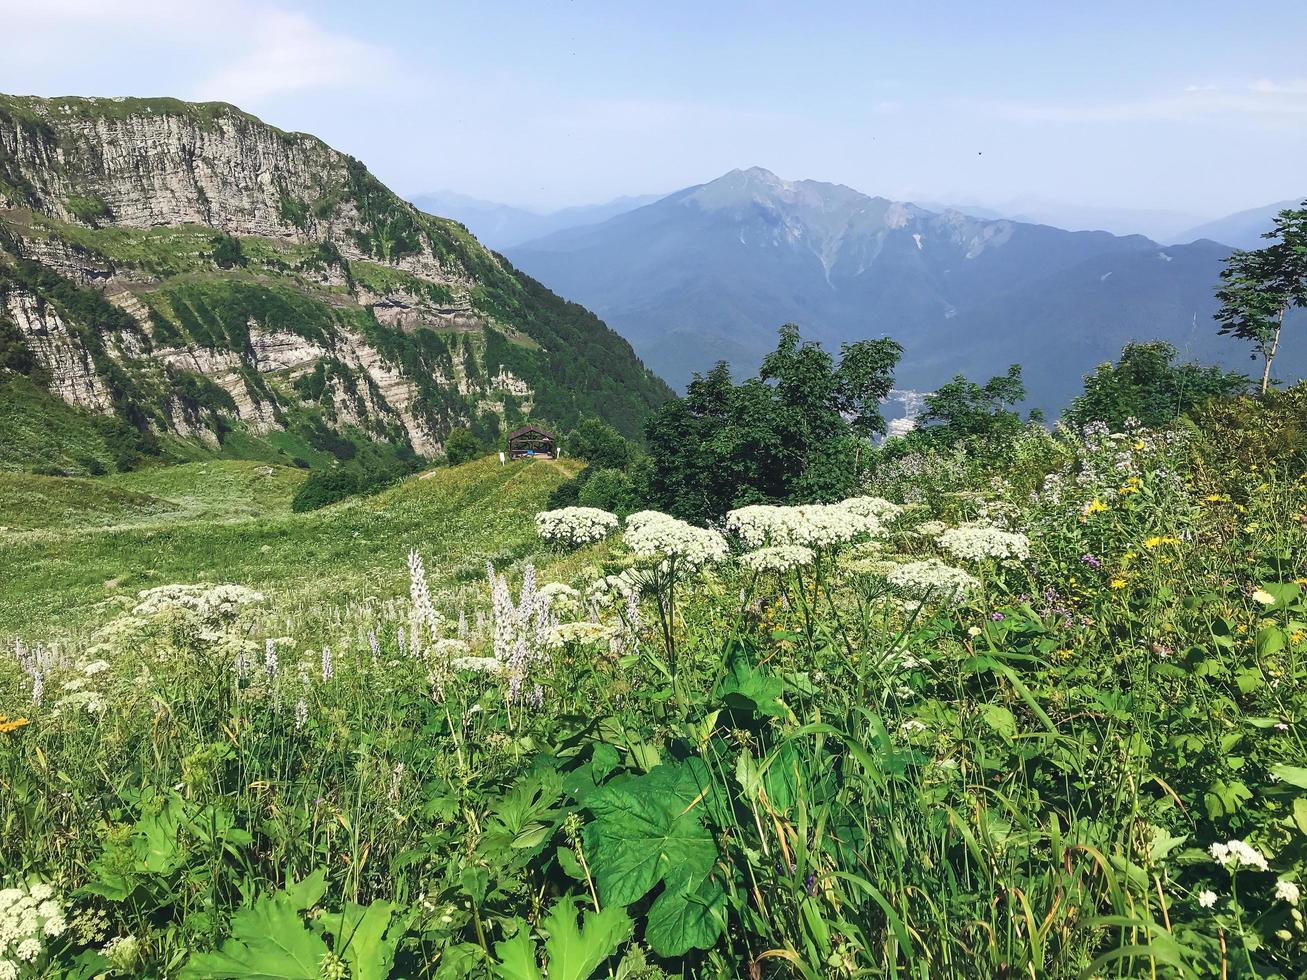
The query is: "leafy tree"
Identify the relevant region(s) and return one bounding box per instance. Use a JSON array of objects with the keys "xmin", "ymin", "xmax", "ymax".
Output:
[
  {"xmin": 577, "ymin": 467, "xmax": 640, "ymax": 516},
  {"xmin": 1215, "ymin": 202, "xmax": 1307, "ymax": 394},
  {"xmin": 209, "ymin": 232, "xmax": 246, "ymax": 269},
  {"xmin": 444, "ymin": 427, "xmax": 482, "ymax": 467},
  {"xmin": 1064, "ymin": 341, "xmax": 1249, "ymax": 429},
  {"xmin": 915, "ymin": 364, "xmax": 1029, "ymax": 445},
  {"xmin": 643, "ymin": 325, "xmax": 902, "ymax": 522},
  {"xmin": 564, "ymin": 417, "xmax": 631, "ymax": 469}
]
